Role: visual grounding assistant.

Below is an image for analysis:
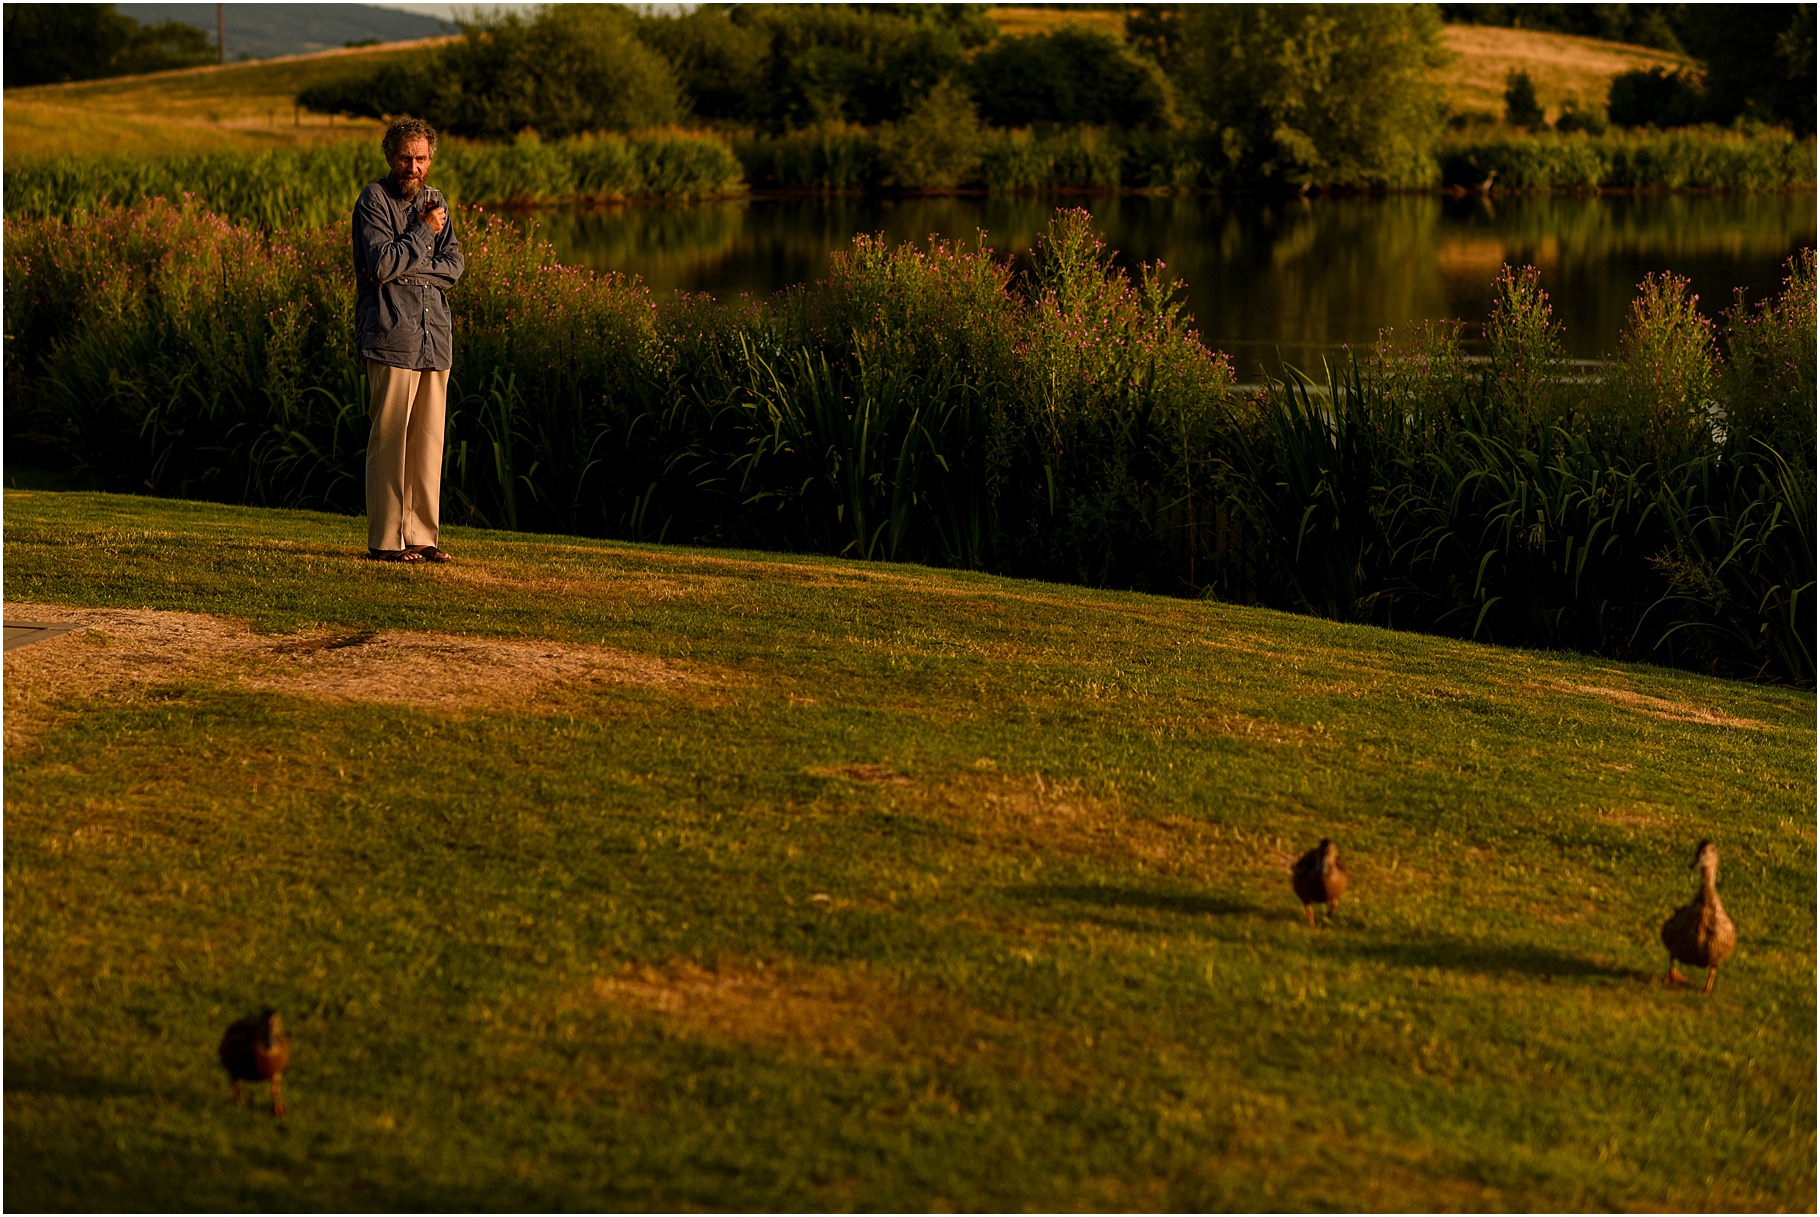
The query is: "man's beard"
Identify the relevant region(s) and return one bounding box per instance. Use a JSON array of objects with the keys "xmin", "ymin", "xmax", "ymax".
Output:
[{"xmin": 395, "ymin": 171, "xmax": 426, "ymax": 200}]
